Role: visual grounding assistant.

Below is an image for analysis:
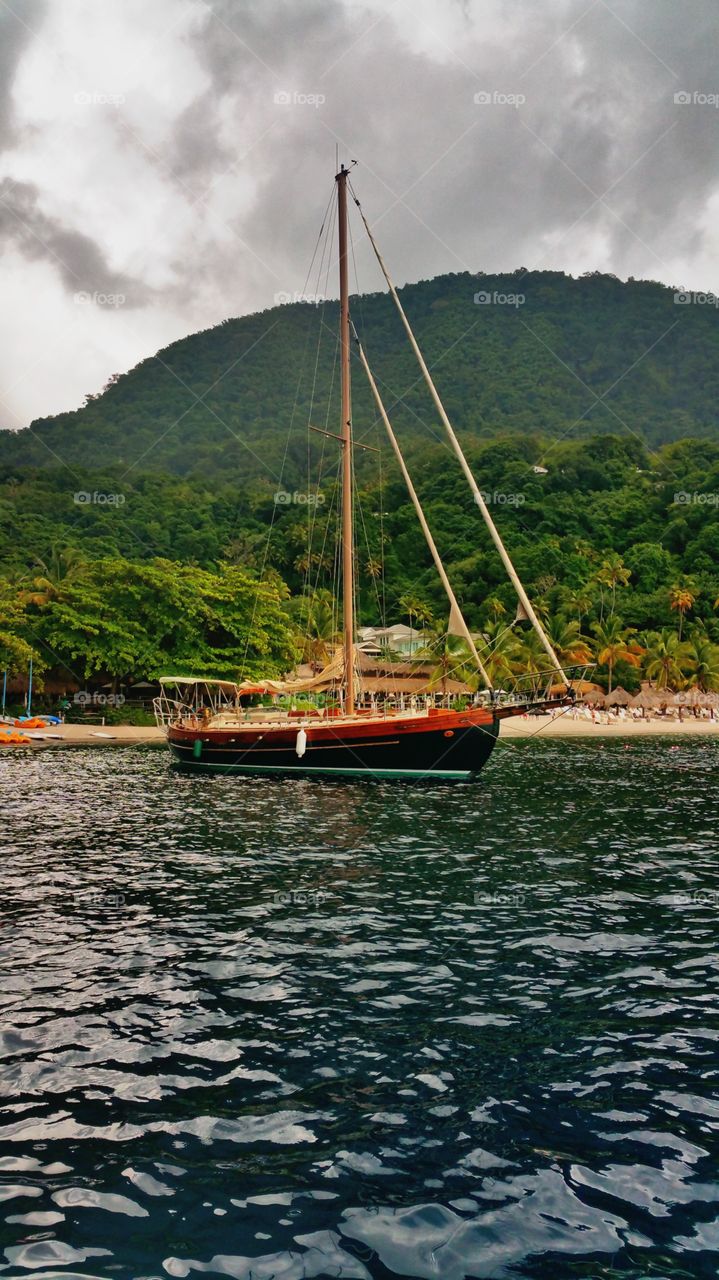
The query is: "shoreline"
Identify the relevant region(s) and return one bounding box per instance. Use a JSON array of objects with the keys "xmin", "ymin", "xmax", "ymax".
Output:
[
  {"xmin": 11, "ymin": 716, "xmax": 719, "ymax": 747},
  {"xmin": 499, "ymin": 713, "xmax": 719, "ymax": 738}
]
